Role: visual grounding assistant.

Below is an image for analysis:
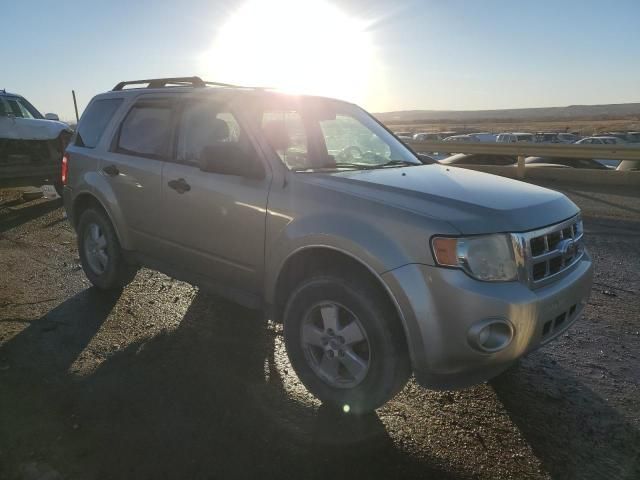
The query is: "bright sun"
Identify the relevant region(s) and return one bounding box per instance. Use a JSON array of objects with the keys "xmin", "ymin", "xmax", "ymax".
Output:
[{"xmin": 202, "ymin": 0, "xmax": 375, "ymax": 104}]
